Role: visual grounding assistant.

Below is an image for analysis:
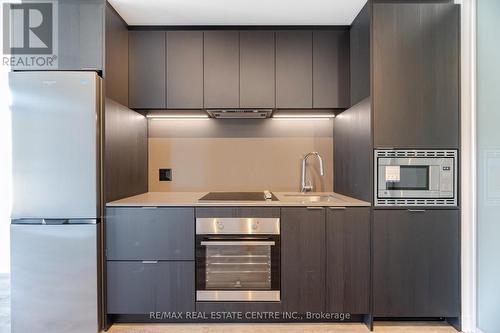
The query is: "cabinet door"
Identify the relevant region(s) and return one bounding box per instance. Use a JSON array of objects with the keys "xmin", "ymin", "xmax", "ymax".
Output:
[
  {"xmin": 326, "ymin": 207, "xmax": 370, "ymax": 314},
  {"xmin": 57, "ymin": 0, "xmax": 104, "ymax": 71},
  {"xmin": 313, "ymin": 30, "xmax": 350, "ymax": 108},
  {"xmin": 156, "ymin": 262, "xmax": 195, "ymax": 313},
  {"xmin": 373, "ymin": 3, "xmax": 459, "ymax": 148},
  {"xmin": 107, "ymin": 261, "xmax": 155, "ymax": 314},
  {"xmin": 373, "ymin": 209, "xmax": 460, "ymax": 317},
  {"xmin": 166, "ymin": 31, "xmax": 203, "ymax": 109},
  {"xmin": 106, "ymin": 207, "xmax": 194, "ymax": 260},
  {"xmin": 350, "ymin": 3, "xmax": 370, "ymax": 106},
  {"xmin": 129, "ymin": 31, "xmax": 166, "ymax": 108},
  {"xmin": 203, "ymin": 31, "xmax": 239, "ymax": 108},
  {"xmin": 107, "ymin": 261, "xmax": 195, "ymax": 314},
  {"xmin": 276, "ymin": 31, "xmax": 313, "ymax": 109},
  {"xmin": 281, "ymin": 207, "xmax": 325, "ymax": 312},
  {"xmin": 239, "ymin": 31, "xmax": 275, "ymax": 108}
]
